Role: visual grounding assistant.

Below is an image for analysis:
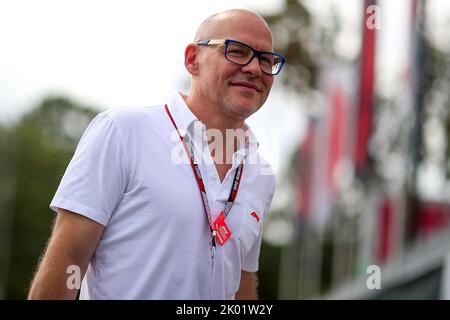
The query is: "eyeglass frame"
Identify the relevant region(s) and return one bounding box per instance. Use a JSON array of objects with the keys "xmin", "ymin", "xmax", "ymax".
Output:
[{"xmin": 196, "ymin": 39, "xmax": 286, "ymax": 75}]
